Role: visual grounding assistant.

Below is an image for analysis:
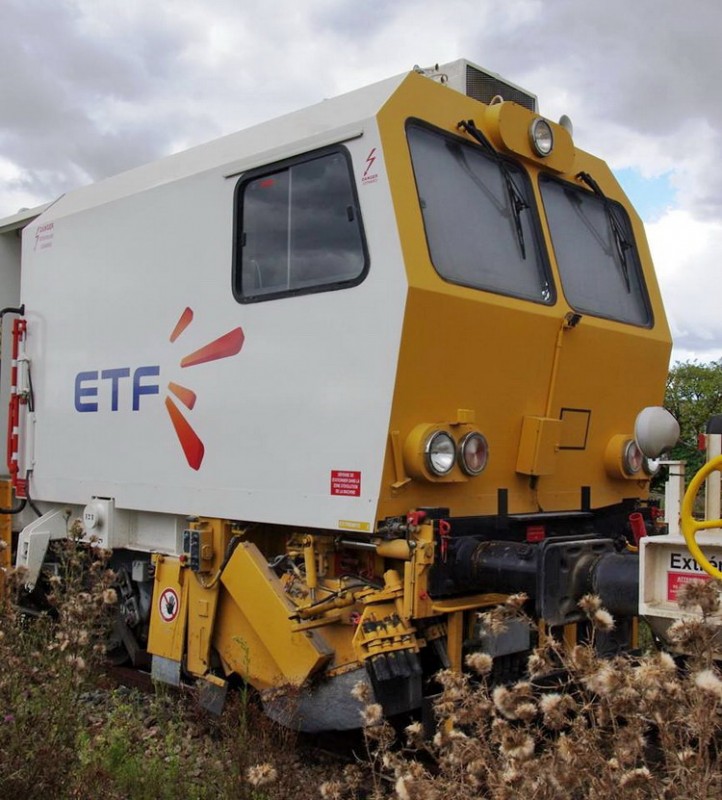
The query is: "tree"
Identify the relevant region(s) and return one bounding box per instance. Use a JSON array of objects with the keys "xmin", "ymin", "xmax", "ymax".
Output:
[{"xmin": 664, "ymin": 358, "xmax": 722, "ymax": 481}]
